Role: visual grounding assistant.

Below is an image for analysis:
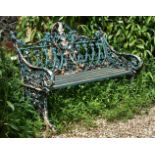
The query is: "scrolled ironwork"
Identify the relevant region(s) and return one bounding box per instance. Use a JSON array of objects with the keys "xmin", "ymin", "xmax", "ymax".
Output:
[
  {"xmin": 11, "ymin": 22, "xmax": 143, "ymax": 131},
  {"xmin": 11, "ymin": 22, "xmax": 143, "ymax": 91}
]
